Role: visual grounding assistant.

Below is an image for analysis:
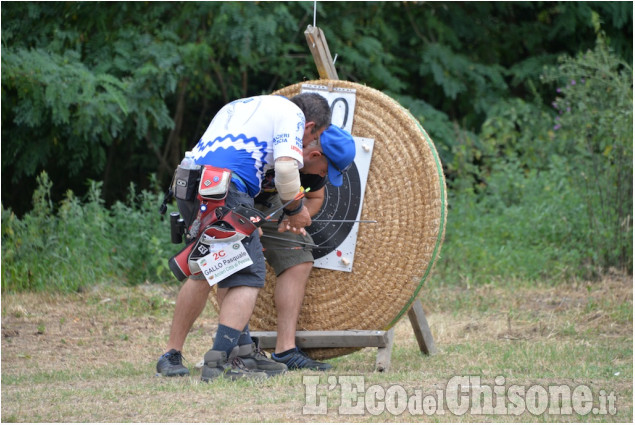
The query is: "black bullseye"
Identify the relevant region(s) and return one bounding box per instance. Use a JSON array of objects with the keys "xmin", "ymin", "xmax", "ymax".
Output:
[{"xmin": 307, "ymin": 163, "xmax": 361, "ymax": 260}]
